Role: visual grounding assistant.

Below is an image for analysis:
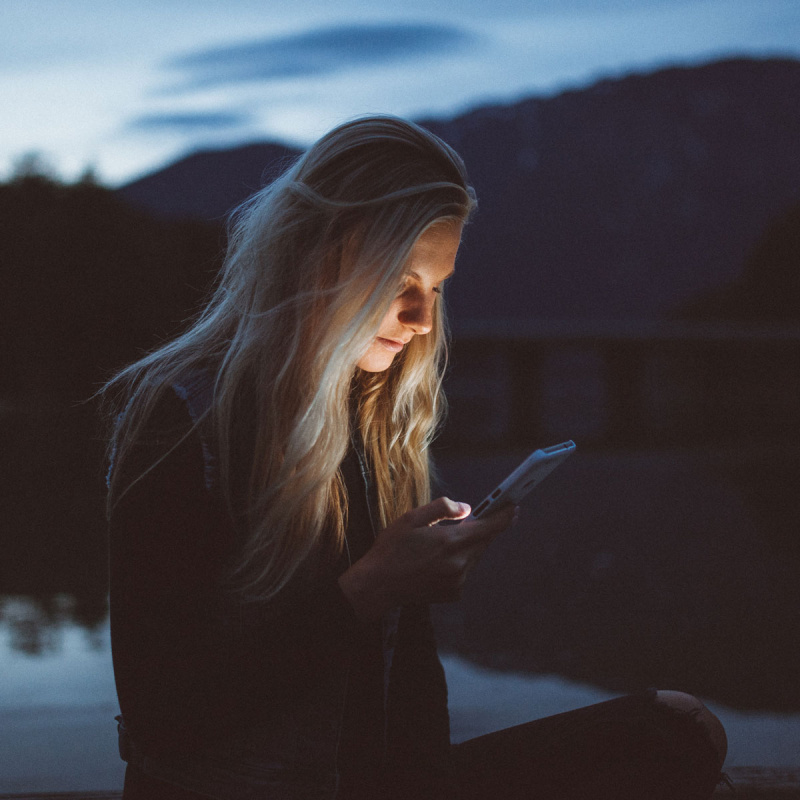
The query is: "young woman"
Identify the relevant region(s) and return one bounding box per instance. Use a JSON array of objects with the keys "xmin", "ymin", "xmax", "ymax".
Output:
[{"xmin": 105, "ymin": 116, "xmax": 727, "ymax": 799}]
